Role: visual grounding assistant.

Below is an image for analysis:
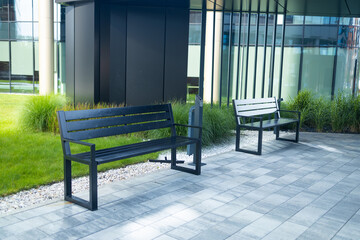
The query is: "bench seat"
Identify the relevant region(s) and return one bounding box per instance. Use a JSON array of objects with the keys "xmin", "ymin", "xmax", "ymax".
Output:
[
  {"xmin": 242, "ymin": 118, "xmax": 299, "ymax": 129},
  {"xmin": 72, "ymin": 136, "xmax": 198, "ymax": 165}
]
